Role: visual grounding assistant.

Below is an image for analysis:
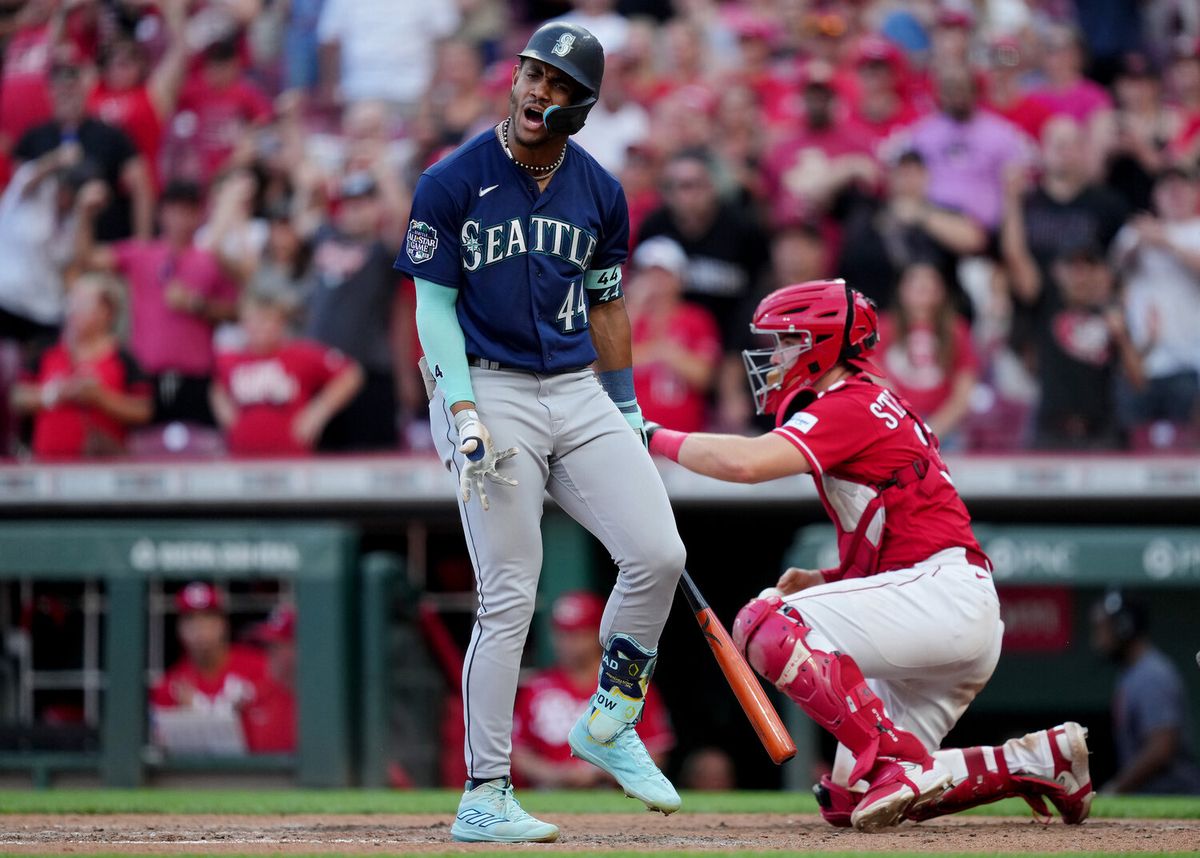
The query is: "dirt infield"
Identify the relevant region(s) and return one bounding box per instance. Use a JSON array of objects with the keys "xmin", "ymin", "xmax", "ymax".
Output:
[{"xmin": 1, "ymin": 813, "xmax": 1197, "ymax": 853}]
